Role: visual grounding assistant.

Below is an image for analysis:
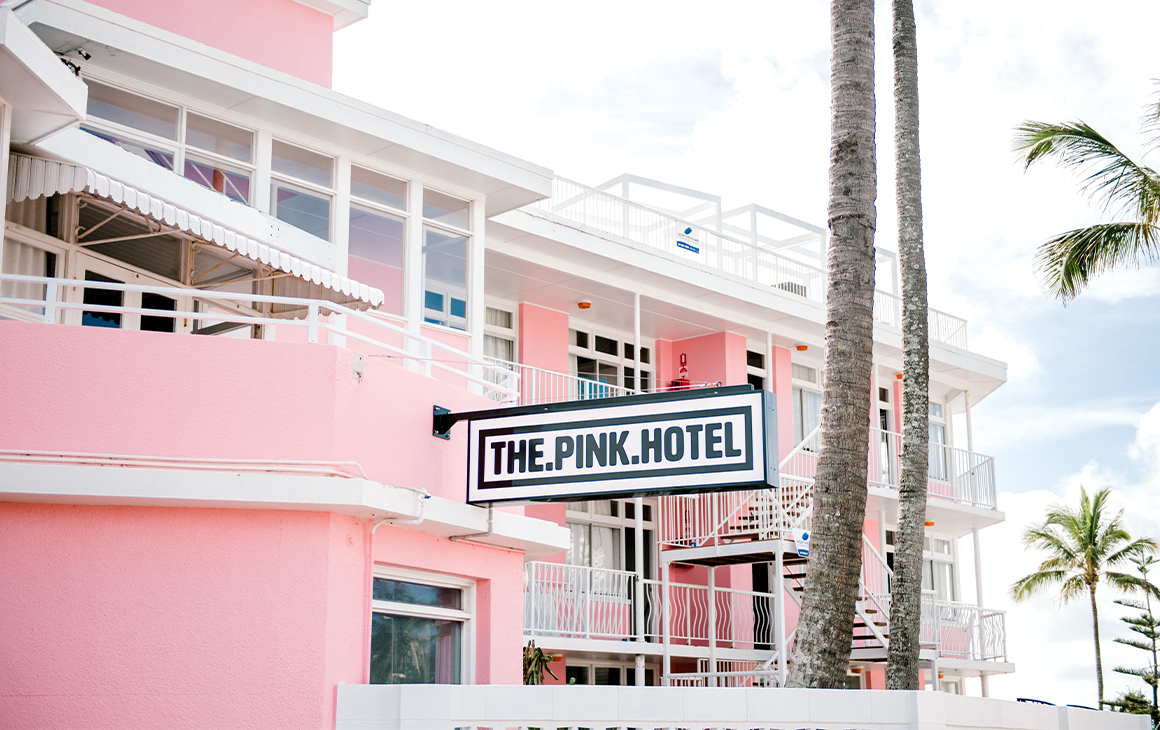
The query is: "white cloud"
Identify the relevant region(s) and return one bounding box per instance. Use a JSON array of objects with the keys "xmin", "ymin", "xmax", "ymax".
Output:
[{"xmin": 984, "ymin": 407, "xmax": 1160, "ymax": 704}]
